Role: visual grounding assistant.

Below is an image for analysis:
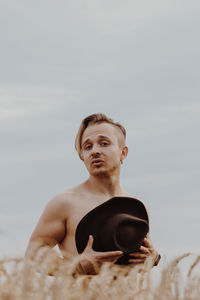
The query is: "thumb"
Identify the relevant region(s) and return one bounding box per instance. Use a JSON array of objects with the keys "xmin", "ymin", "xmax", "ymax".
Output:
[{"xmin": 85, "ymin": 235, "xmax": 94, "ymax": 250}]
